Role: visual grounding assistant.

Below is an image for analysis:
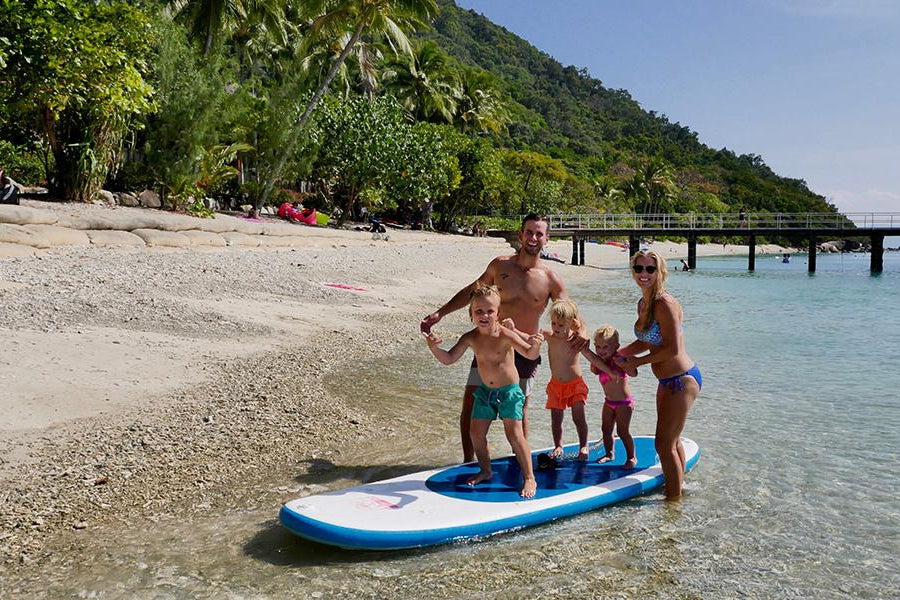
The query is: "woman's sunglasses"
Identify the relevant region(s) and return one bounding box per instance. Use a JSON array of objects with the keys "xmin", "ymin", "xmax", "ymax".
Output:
[{"xmin": 632, "ymin": 265, "xmax": 658, "ymax": 274}]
